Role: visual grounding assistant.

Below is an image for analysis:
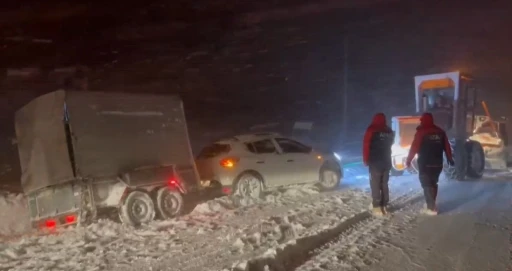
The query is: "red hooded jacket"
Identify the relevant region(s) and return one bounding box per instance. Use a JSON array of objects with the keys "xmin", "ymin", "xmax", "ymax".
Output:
[
  {"xmin": 406, "ymin": 113, "xmax": 453, "ymax": 169},
  {"xmin": 363, "ymin": 113, "xmax": 394, "ymax": 169}
]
